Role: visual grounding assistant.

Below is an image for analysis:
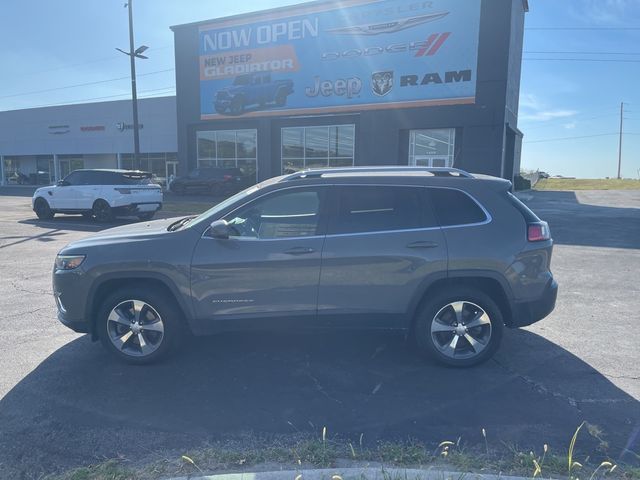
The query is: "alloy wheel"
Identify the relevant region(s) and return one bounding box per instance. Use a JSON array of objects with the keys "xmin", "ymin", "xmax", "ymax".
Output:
[
  {"xmin": 106, "ymin": 299, "xmax": 165, "ymax": 357},
  {"xmin": 430, "ymin": 301, "xmax": 492, "ymax": 360}
]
